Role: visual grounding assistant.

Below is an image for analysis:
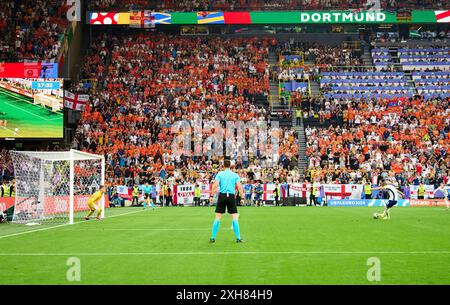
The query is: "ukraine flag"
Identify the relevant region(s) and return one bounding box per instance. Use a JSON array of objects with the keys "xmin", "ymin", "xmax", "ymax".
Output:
[{"xmin": 197, "ymin": 12, "xmax": 225, "ymax": 24}]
